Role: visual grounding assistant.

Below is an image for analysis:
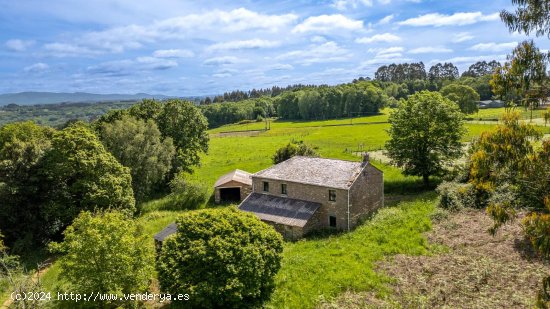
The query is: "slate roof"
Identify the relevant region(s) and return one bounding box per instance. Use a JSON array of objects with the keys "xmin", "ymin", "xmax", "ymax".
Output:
[
  {"xmin": 214, "ymin": 169, "xmax": 252, "ymax": 187},
  {"xmin": 239, "ymin": 193, "xmax": 321, "ymax": 227},
  {"xmin": 153, "ymin": 223, "xmax": 177, "ymax": 242},
  {"xmin": 254, "ymin": 156, "xmax": 363, "ymax": 189}
]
